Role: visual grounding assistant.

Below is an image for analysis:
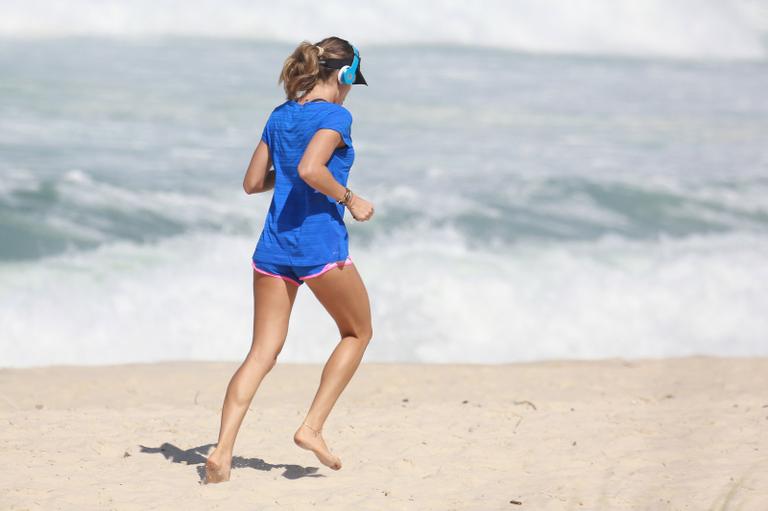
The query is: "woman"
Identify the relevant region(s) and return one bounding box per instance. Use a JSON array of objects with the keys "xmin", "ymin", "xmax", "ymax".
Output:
[{"xmin": 204, "ymin": 36, "xmax": 375, "ymax": 484}]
